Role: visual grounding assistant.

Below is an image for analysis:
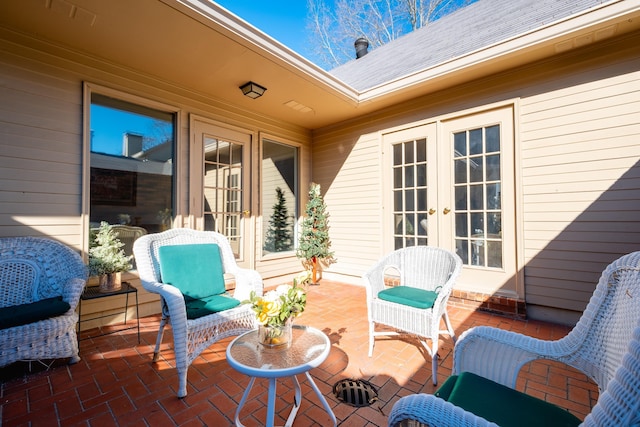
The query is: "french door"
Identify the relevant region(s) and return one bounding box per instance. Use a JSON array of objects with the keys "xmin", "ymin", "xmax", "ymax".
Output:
[
  {"xmin": 191, "ymin": 118, "xmax": 253, "ymax": 268},
  {"xmin": 384, "ymin": 107, "xmax": 518, "ymax": 295}
]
